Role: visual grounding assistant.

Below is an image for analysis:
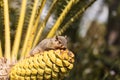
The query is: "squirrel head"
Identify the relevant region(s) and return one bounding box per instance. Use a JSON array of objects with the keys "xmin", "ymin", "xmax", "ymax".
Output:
[{"xmin": 55, "ymin": 36, "xmax": 67, "ymax": 48}]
